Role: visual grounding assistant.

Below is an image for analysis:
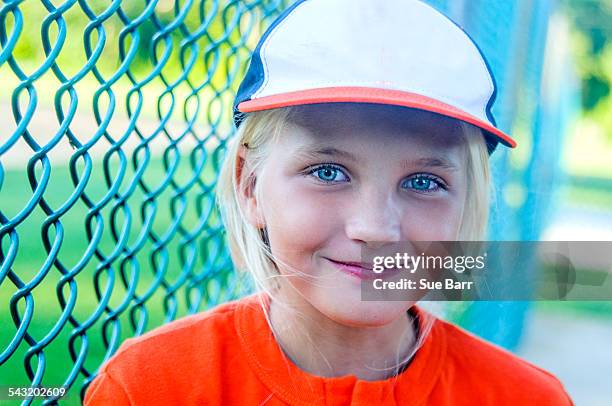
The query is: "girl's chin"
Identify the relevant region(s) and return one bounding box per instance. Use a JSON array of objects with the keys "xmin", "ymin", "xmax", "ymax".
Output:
[
  {"xmin": 281, "ymin": 279, "xmax": 413, "ymax": 327},
  {"xmin": 316, "ymin": 299, "xmax": 413, "ymax": 328}
]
